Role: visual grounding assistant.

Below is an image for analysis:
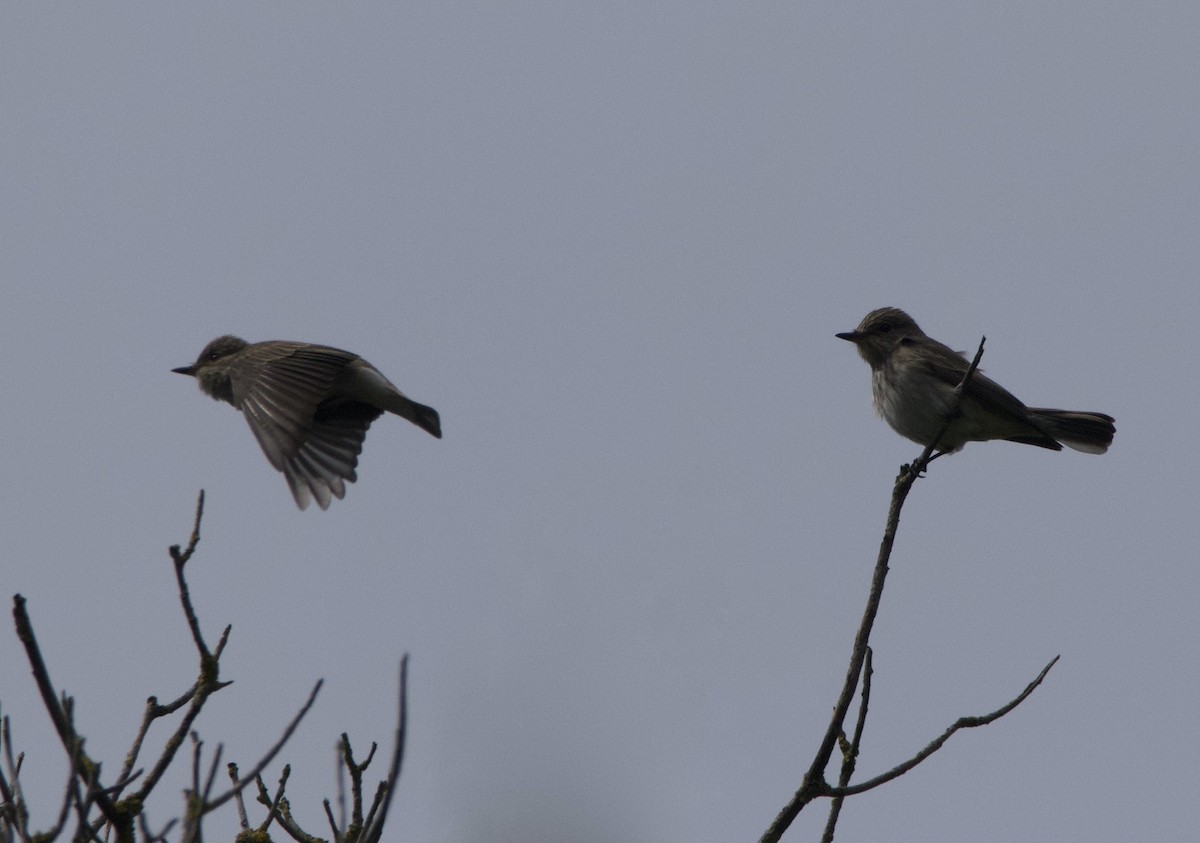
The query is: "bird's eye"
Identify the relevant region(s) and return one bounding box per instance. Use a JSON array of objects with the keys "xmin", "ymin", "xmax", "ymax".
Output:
[{"xmin": 877, "ymin": 322, "xmax": 892, "ymax": 333}]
